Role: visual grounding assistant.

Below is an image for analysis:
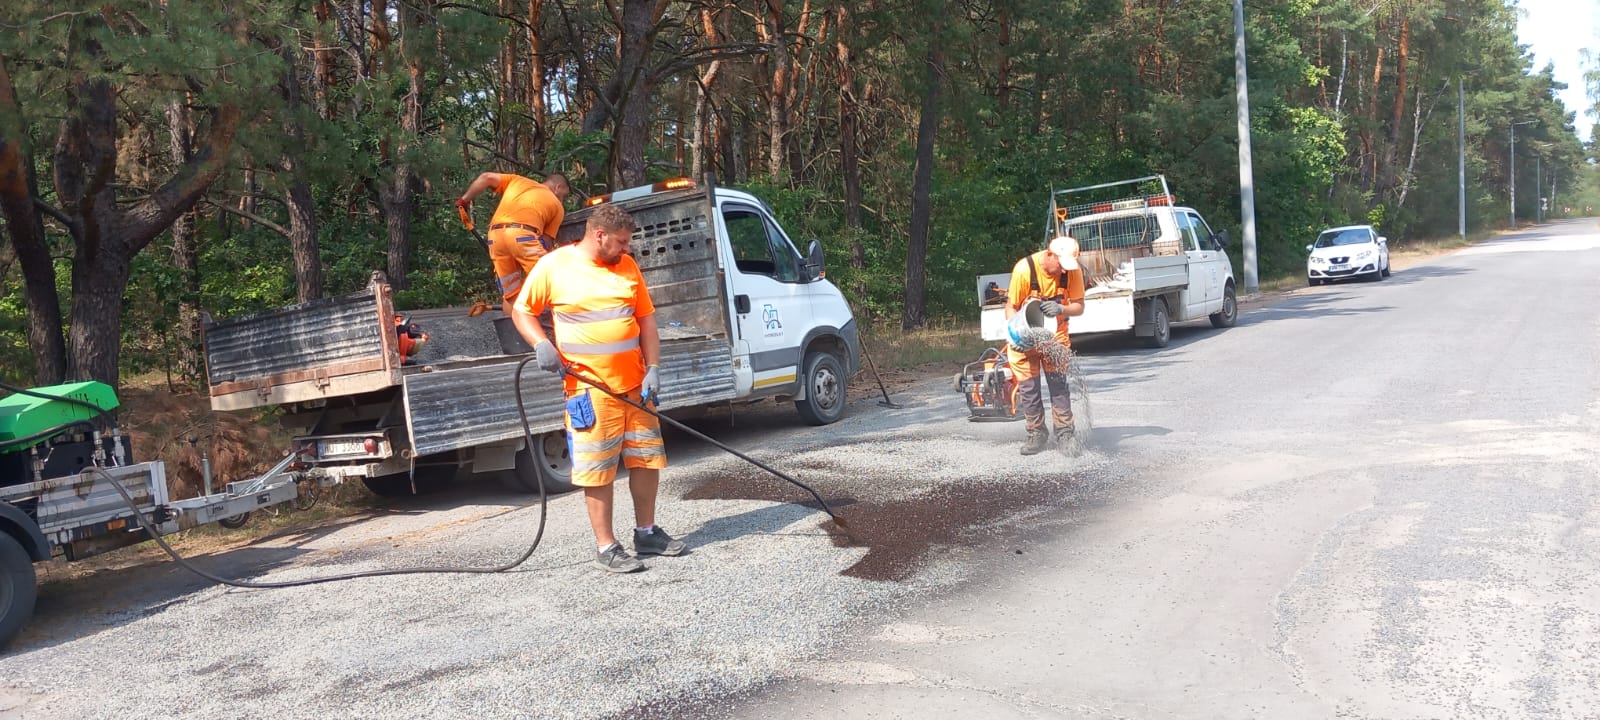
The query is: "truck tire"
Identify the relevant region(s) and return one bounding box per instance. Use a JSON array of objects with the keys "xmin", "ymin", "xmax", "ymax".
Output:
[
  {"xmin": 504, "ymin": 431, "xmax": 577, "ymax": 496},
  {"xmin": 0, "ymin": 531, "xmax": 37, "ymax": 649},
  {"xmin": 795, "ymin": 351, "xmax": 847, "ymax": 426},
  {"xmin": 1210, "ymin": 283, "xmax": 1238, "ymax": 328},
  {"xmin": 1142, "ymin": 297, "xmax": 1171, "ymax": 349},
  {"xmin": 365, "ymin": 465, "xmax": 456, "ymax": 497}
]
